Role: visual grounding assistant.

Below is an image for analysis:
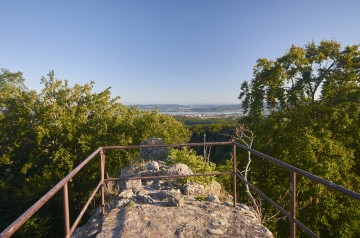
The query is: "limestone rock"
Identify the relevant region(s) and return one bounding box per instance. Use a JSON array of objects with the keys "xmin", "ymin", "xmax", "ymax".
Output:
[
  {"xmin": 207, "ymin": 228, "xmax": 224, "ymax": 235},
  {"xmin": 116, "ymin": 198, "xmax": 131, "ymax": 208},
  {"xmin": 145, "ymin": 161, "xmax": 160, "ymax": 171},
  {"xmin": 119, "ymin": 189, "xmax": 134, "ymax": 199},
  {"xmin": 165, "ymin": 163, "xmax": 193, "ymax": 176},
  {"xmin": 138, "ymin": 170, "xmax": 158, "ymax": 178},
  {"xmin": 206, "ymin": 195, "xmax": 221, "ymax": 203},
  {"xmin": 183, "ymin": 182, "xmax": 204, "ymax": 195},
  {"xmin": 73, "ymin": 156, "xmax": 274, "ymax": 238},
  {"xmin": 123, "ymin": 179, "xmax": 142, "ymax": 193},
  {"xmin": 140, "ymin": 138, "xmax": 168, "ymax": 161},
  {"xmin": 204, "ymin": 181, "xmax": 222, "ymax": 196},
  {"xmin": 158, "ymin": 189, "xmax": 181, "ymax": 200},
  {"xmin": 139, "ymin": 170, "xmax": 158, "ymax": 185},
  {"xmin": 167, "ymin": 193, "xmax": 185, "ymax": 207},
  {"xmin": 137, "ymin": 189, "xmax": 150, "ymax": 197},
  {"xmin": 136, "ymin": 194, "xmax": 154, "ymax": 204},
  {"xmin": 120, "ymin": 165, "xmax": 142, "ymax": 177},
  {"xmin": 151, "ymin": 180, "xmax": 161, "ymax": 190}
]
